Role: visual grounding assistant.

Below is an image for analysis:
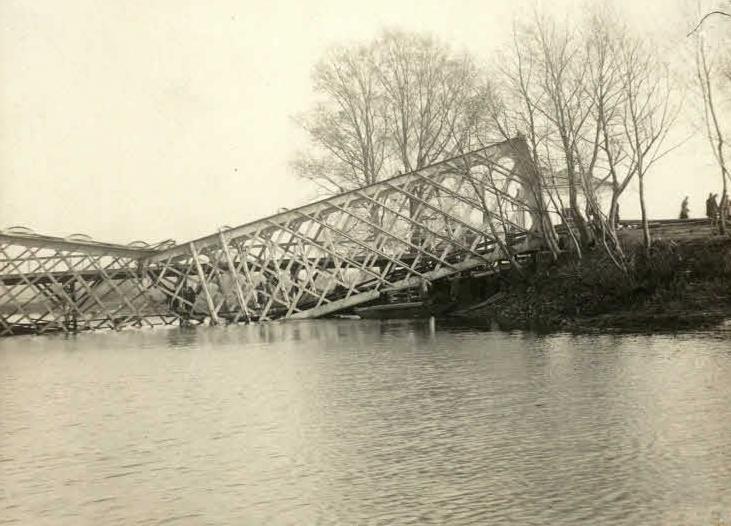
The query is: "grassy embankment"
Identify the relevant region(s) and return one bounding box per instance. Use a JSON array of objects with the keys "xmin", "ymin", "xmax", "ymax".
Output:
[{"xmin": 447, "ymin": 222, "xmax": 731, "ymax": 332}]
